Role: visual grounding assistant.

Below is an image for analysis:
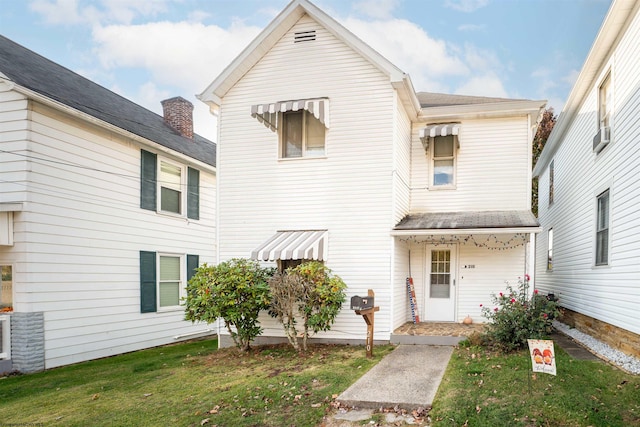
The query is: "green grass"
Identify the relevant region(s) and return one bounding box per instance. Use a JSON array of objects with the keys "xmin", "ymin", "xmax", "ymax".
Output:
[
  {"xmin": 2, "ymin": 338, "xmax": 639, "ymax": 427},
  {"xmin": 0, "ymin": 338, "xmax": 394, "ymax": 427},
  {"xmin": 430, "ymin": 344, "xmax": 640, "ymax": 427}
]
